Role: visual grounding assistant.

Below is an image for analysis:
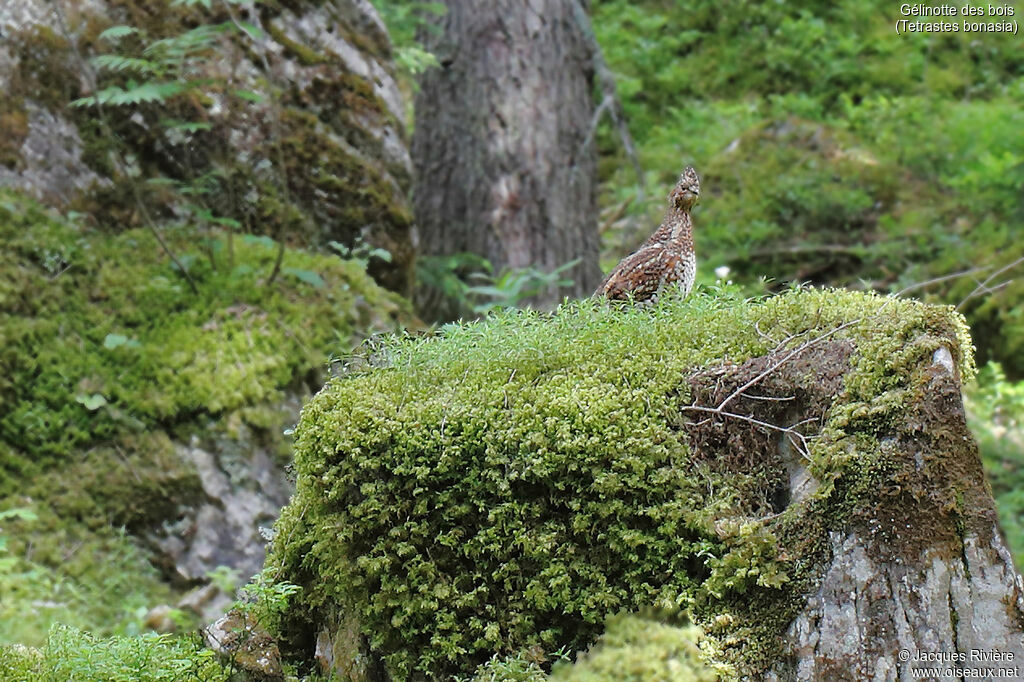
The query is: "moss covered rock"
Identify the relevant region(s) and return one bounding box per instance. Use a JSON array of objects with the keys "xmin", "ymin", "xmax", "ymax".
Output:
[
  {"xmin": 267, "ymin": 285, "xmax": 1021, "ymax": 679},
  {"xmin": 0, "ymin": 188, "xmax": 411, "ymax": 643},
  {"xmin": 0, "ymin": 0, "xmax": 415, "ymax": 295}
]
